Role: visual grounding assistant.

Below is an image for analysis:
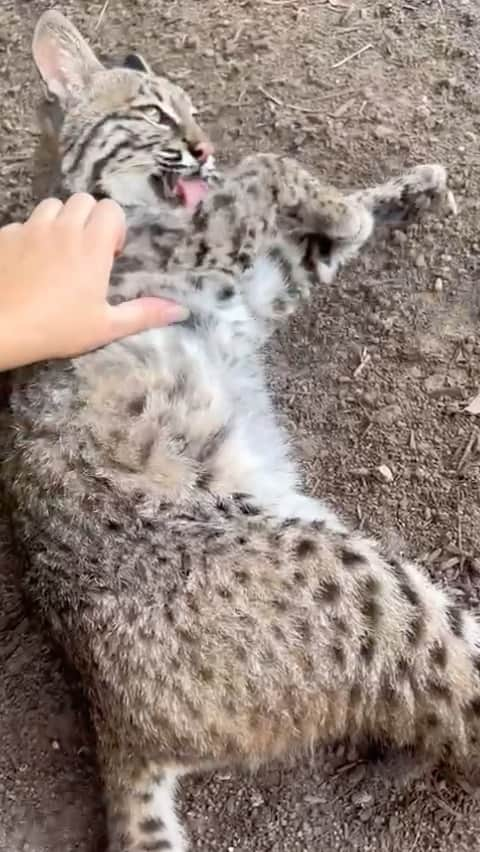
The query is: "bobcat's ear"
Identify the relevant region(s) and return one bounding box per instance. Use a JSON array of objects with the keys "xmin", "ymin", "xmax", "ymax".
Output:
[
  {"xmin": 33, "ymin": 10, "xmax": 103, "ymax": 105},
  {"xmin": 122, "ymin": 52, "xmax": 152, "ymax": 74}
]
